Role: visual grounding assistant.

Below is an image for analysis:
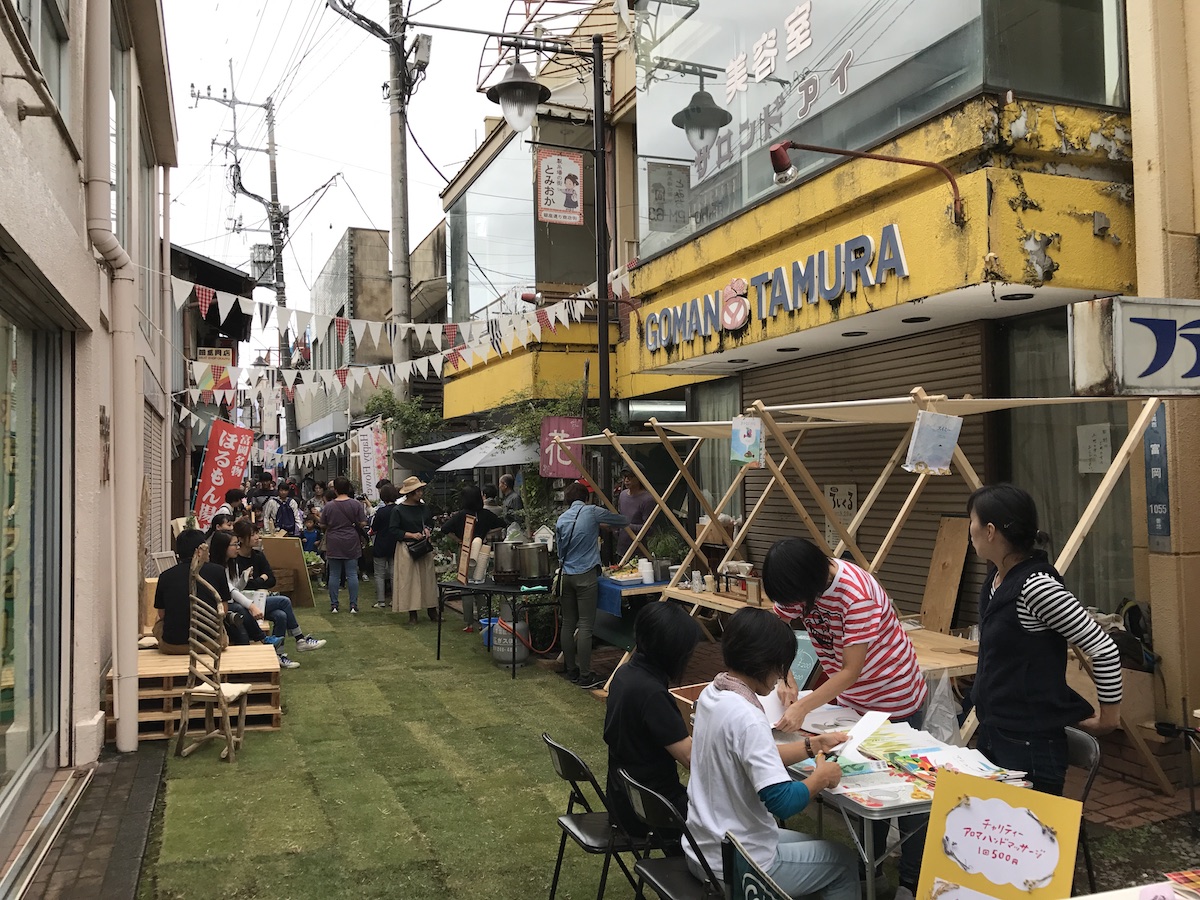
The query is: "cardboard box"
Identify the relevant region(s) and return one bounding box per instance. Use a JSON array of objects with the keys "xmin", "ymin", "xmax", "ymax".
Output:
[
  {"xmin": 274, "ymin": 567, "xmax": 296, "ymax": 593},
  {"xmin": 670, "ymin": 682, "xmax": 709, "ymax": 735}
]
